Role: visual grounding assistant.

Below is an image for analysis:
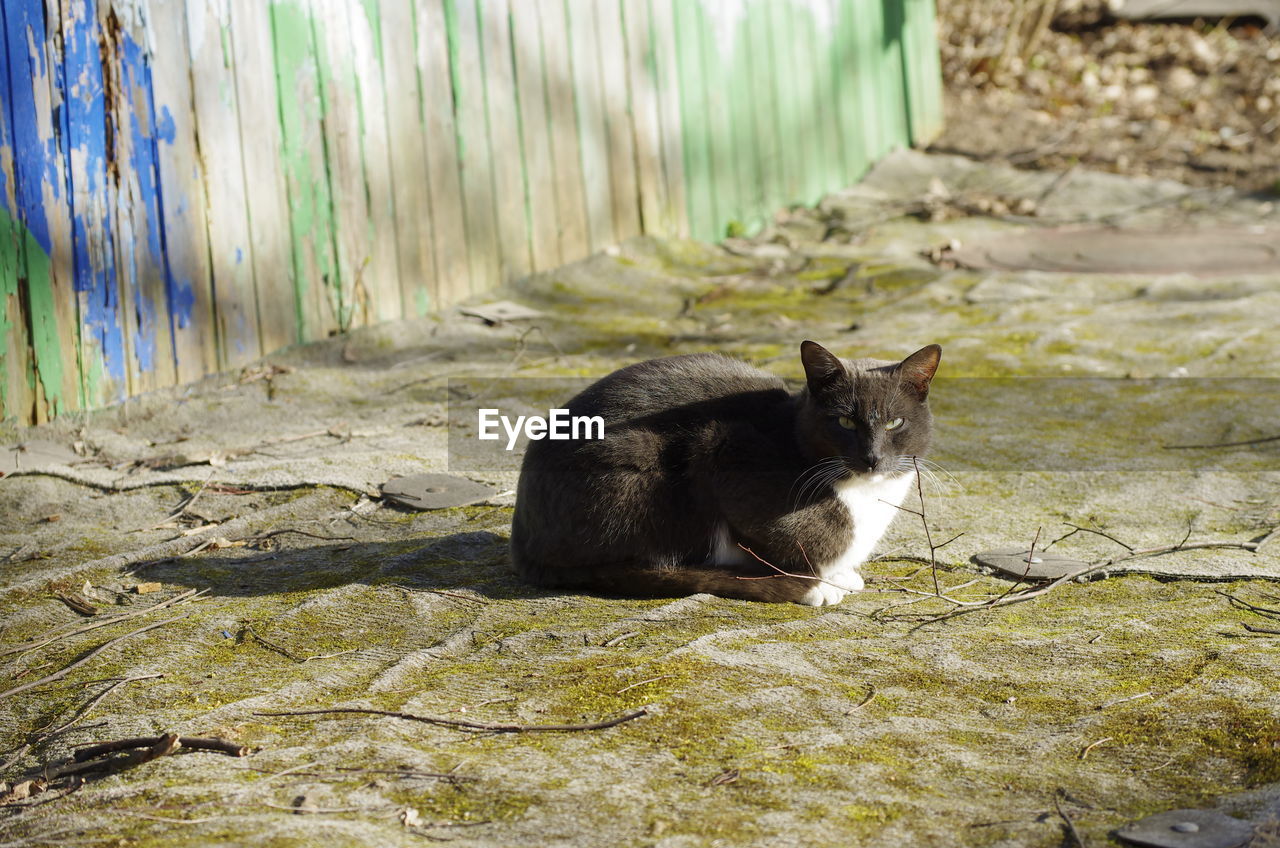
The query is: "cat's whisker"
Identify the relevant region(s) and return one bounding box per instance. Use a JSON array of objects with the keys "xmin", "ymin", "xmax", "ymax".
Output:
[
  {"xmin": 912, "ymin": 456, "xmax": 964, "ymax": 490},
  {"xmin": 791, "ymin": 457, "xmax": 846, "ymax": 509}
]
